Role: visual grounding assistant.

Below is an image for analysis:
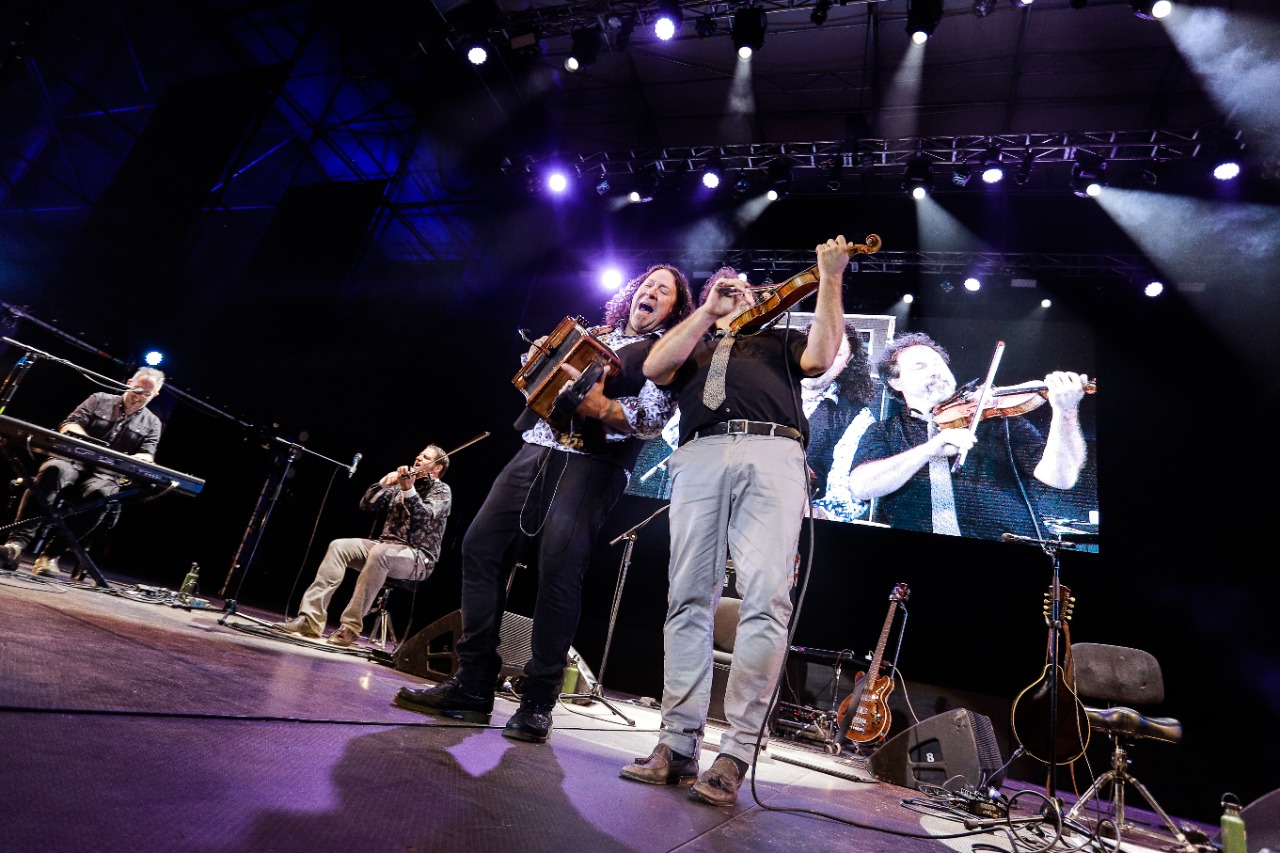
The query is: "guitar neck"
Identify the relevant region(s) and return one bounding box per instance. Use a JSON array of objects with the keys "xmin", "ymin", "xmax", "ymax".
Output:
[{"xmin": 866, "ymin": 601, "xmax": 898, "ymax": 678}]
